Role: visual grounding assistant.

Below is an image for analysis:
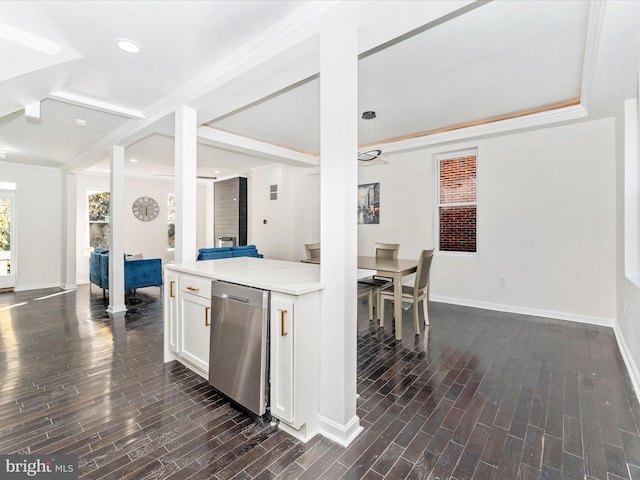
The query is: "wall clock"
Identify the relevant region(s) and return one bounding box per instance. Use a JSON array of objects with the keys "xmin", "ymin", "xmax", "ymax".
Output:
[{"xmin": 132, "ymin": 196, "xmax": 159, "ymax": 222}]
